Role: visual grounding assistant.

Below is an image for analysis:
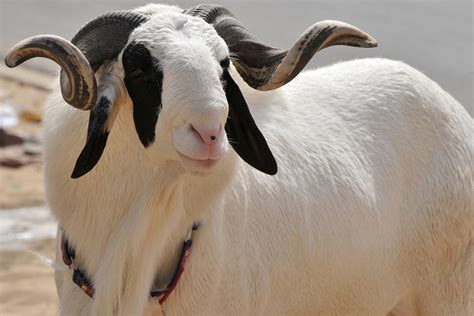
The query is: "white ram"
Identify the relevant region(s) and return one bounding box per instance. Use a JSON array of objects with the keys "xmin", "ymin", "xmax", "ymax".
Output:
[{"xmin": 5, "ymin": 3, "xmax": 473, "ymax": 316}]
